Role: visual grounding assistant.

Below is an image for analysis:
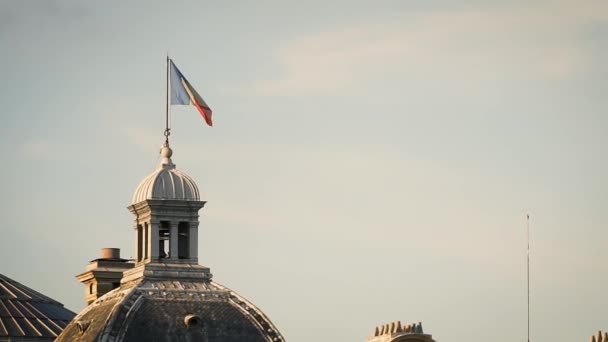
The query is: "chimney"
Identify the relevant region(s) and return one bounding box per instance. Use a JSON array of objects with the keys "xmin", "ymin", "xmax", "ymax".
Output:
[
  {"xmin": 76, "ymin": 248, "xmax": 134, "ymax": 306},
  {"xmin": 100, "ymin": 247, "xmax": 120, "ymax": 259}
]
